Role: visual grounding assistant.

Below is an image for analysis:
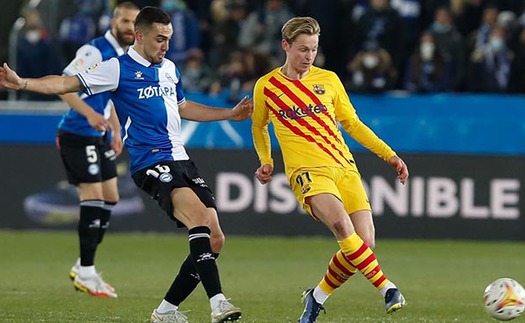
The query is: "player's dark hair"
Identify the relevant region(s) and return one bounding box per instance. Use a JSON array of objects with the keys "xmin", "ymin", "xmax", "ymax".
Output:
[{"xmin": 134, "ymin": 6, "xmax": 171, "ymax": 31}]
